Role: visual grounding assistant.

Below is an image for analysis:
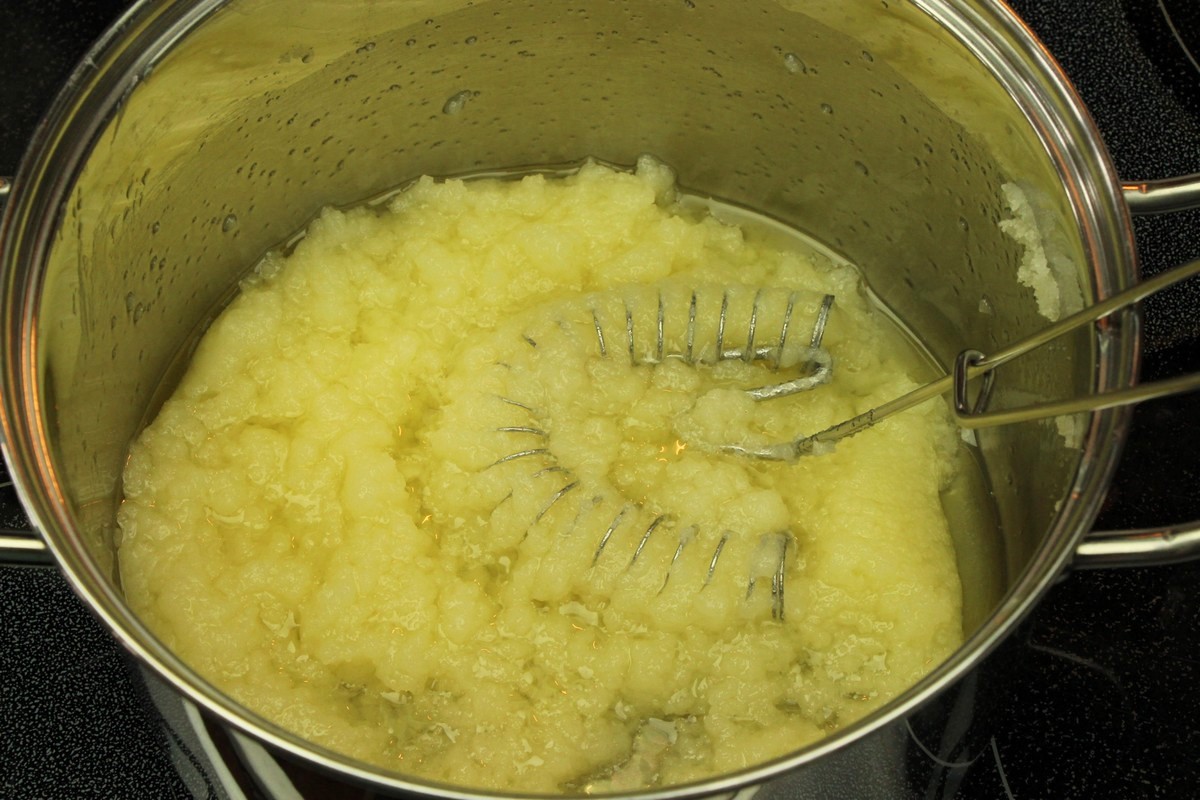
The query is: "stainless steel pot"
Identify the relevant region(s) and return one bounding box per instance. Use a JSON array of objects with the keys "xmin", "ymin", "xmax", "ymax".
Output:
[{"xmin": 1, "ymin": 0, "xmax": 1198, "ymax": 797}]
